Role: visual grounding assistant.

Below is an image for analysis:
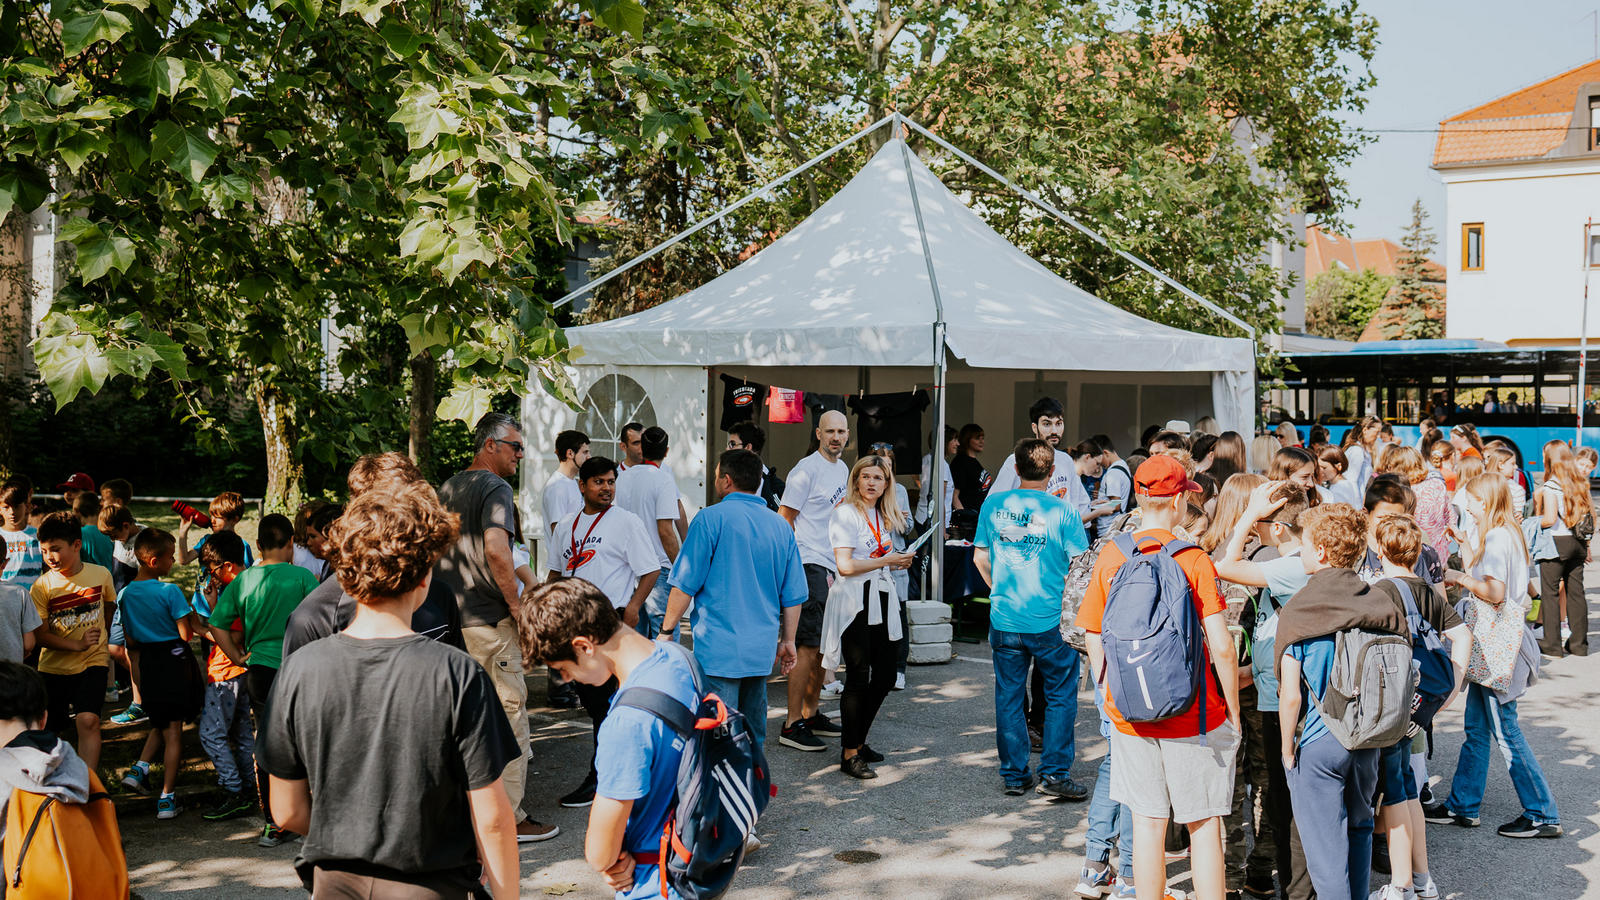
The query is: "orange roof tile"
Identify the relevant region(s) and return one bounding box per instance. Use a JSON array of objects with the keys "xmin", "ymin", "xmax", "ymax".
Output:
[
  {"xmin": 1432, "ymin": 59, "xmax": 1600, "ymax": 167},
  {"xmin": 1305, "ymin": 225, "xmax": 1443, "ymax": 282}
]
